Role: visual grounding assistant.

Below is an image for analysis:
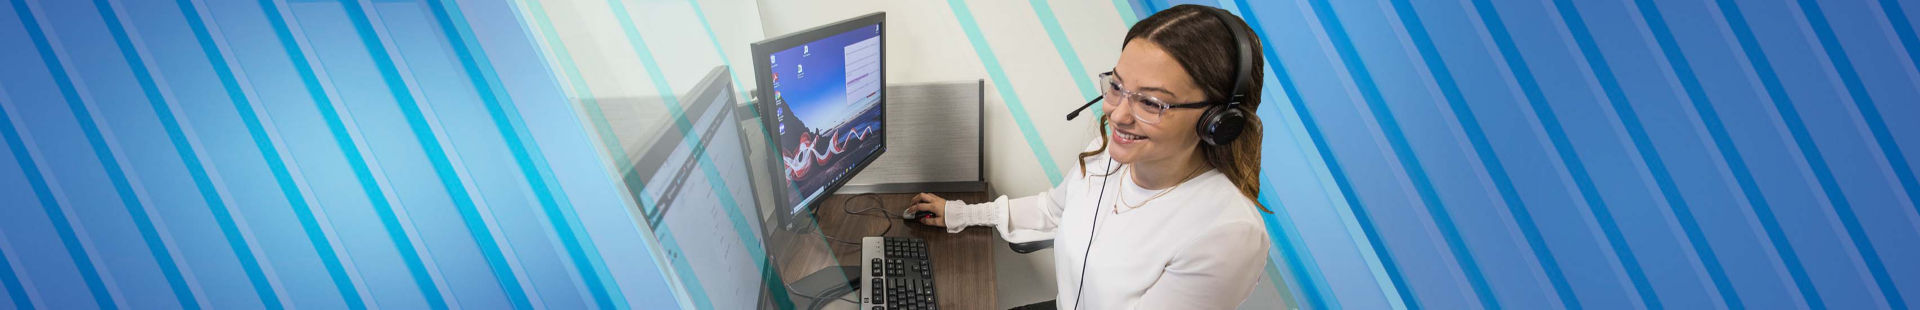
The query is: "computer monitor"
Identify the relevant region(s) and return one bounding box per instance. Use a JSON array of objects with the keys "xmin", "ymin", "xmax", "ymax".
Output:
[
  {"xmin": 751, "ymin": 12, "xmax": 886, "ymax": 231},
  {"xmin": 626, "ymin": 66, "xmax": 786, "ymax": 309}
]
